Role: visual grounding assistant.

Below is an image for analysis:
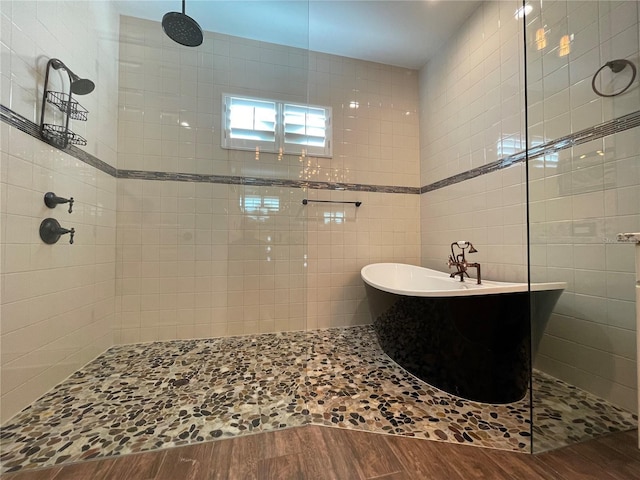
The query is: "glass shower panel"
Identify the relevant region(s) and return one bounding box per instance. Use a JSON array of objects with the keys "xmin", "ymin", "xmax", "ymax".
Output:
[
  {"xmin": 221, "ymin": 5, "xmax": 311, "ymax": 335},
  {"xmin": 116, "ymin": 0, "xmax": 311, "ymax": 434},
  {"xmin": 116, "ymin": 1, "xmax": 310, "ymax": 336},
  {"xmin": 526, "ymin": 0, "xmax": 640, "ymax": 453},
  {"xmin": 228, "ymin": 185, "xmax": 308, "ymax": 335},
  {"xmin": 219, "ymin": 1, "xmax": 310, "ymax": 430}
]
